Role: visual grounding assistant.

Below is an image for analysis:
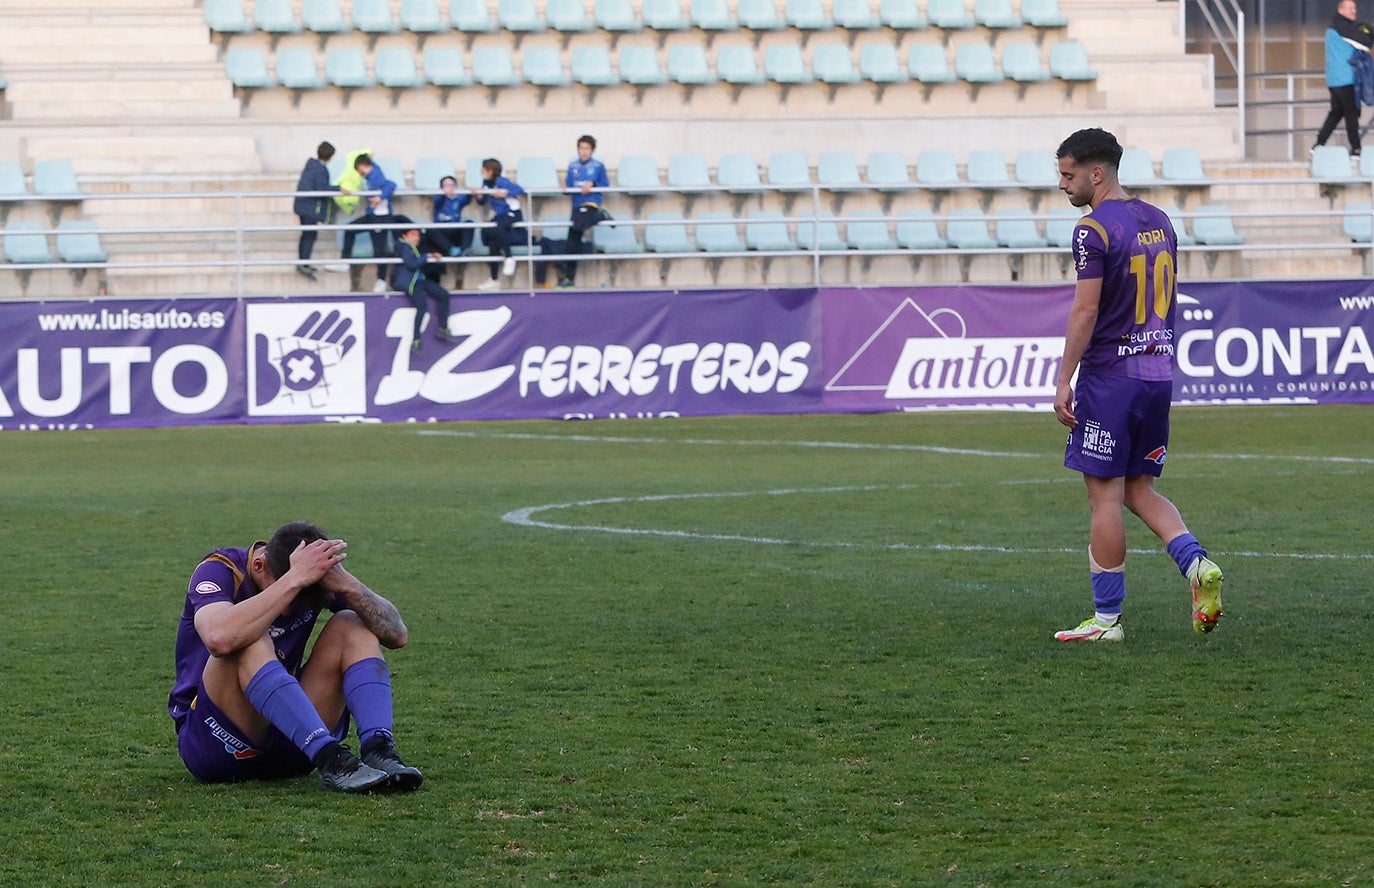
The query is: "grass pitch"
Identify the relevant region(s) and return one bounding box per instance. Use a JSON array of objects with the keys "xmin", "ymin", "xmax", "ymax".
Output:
[{"xmin": 1, "ymin": 406, "xmax": 1371, "ymax": 887}]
